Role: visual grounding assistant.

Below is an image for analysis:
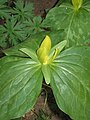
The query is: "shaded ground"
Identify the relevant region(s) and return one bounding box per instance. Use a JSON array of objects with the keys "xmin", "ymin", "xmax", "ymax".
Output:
[{"xmin": 28, "ymin": 0, "xmax": 58, "ymax": 16}]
